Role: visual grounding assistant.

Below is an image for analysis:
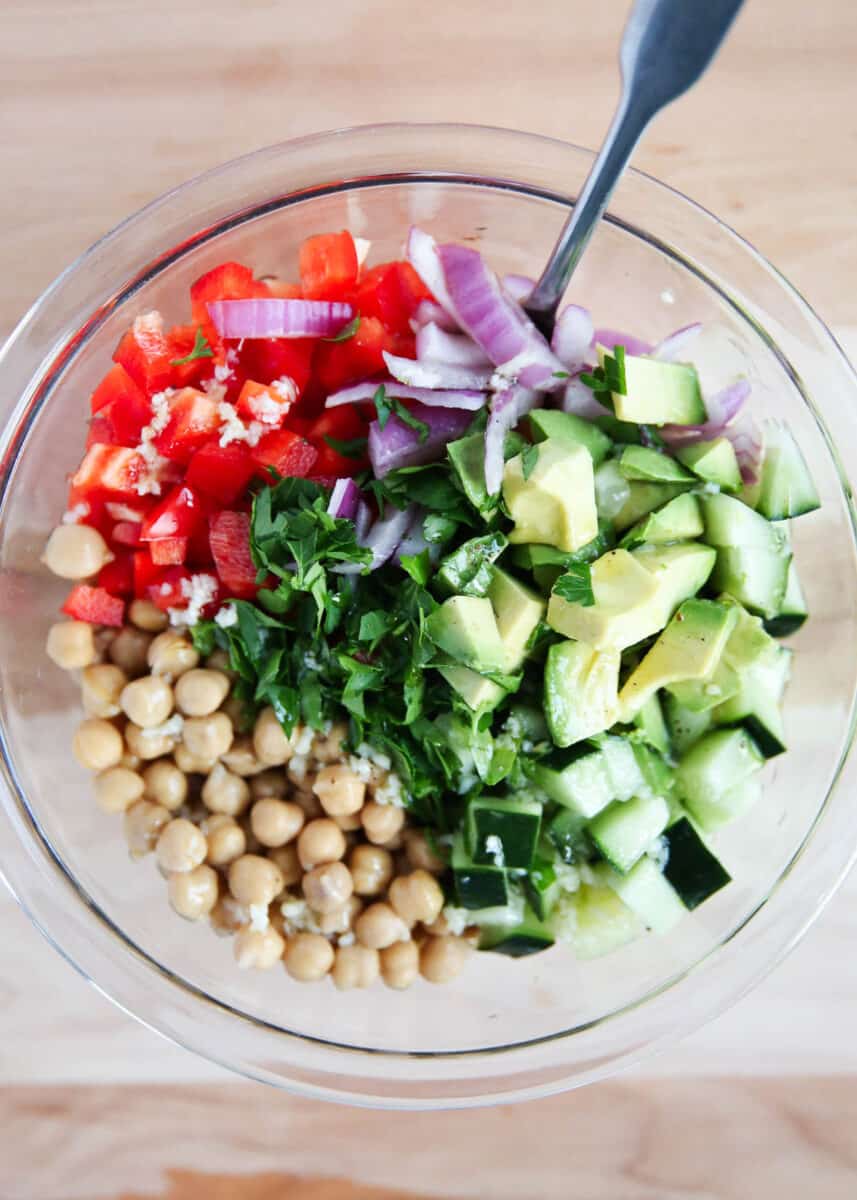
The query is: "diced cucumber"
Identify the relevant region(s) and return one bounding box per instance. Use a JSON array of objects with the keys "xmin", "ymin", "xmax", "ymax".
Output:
[
  {"xmin": 663, "ymin": 692, "xmax": 714, "ymax": 755},
  {"xmin": 632, "ymin": 740, "xmax": 674, "ymax": 798},
  {"xmin": 619, "ymin": 492, "xmax": 704, "ymax": 549},
  {"xmin": 534, "ymin": 742, "xmax": 615, "ymax": 818},
  {"xmin": 588, "ymin": 793, "xmax": 670, "ymax": 874},
  {"xmin": 600, "ymin": 733, "xmax": 646, "ymax": 801},
  {"xmin": 764, "ymin": 557, "xmax": 808, "ymax": 638},
  {"xmin": 529, "ymin": 409, "xmax": 612, "ymax": 464},
  {"xmin": 567, "ymin": 883, "xmax": 642, "ymax": 959},
  {"xmin": 619, "ymin": 445, "xmax": 696, "ymax": 485},
  {"xmin": 709, "ymin": 543, "xmax": 791, "ymax": 620},
  {"xmin": 667, "ymin": 660, "xmax": 740, "ymax": 712},
  {"xmin": 662, "ymin": 817, "xmax": 731, "ymax": 909},
  {"xmin": 713, "ymin": 645, "xmax": 791, "ymax": 758},
  {"xmin": 547, "ymin": 808, "xmax": 590, "ymax": 864},
  {"xmin": 544, "ymin": 639, "xmax": 620, "ymax": 747},
  {"xmin": 676, "ymin": 437, "xmax": 742, "ymax": 492},
  {"xmin": 684, "ymin": 774, "xmax": 763, "ymax": 830},
  {"xmin": 595, "ymin": 459, "xmax": 688, "ymax": 530},
  {"xmin": 597, "ymin": 857, "xmax": 687, "ymax": 934},
  {"xmin": 480, "ymin": 904, "xmax": 555, "ymax": 957},
  {"xmin": 452, "ymin": 834, "xmax": 510, "ymax": 909},
  {"xmin": 700, "ymin": 492, "xmax": 786, "ymax": 549},
  {"xmin": 467, "ymin": 796, "xmax": 542, "ymax": 870},
  {"xmin": 633, "ymin": 694, "xmax": 671, "ymax": 757},
  {"xmin": 676, "ymin": 727, "xmax": 764, "ymax": 831},
  {"xmin": 523, "ymin": 856, "xmax": 561, "ymax": 920},
  {"xmin": 756, "ymin": 421, "xmax": 821, "ymax": 520}
]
